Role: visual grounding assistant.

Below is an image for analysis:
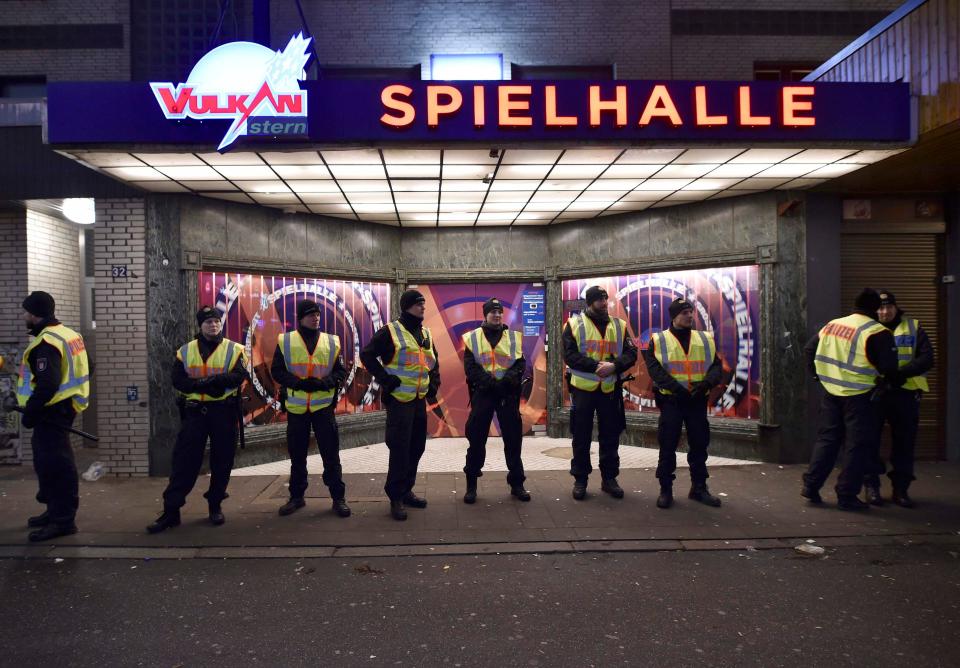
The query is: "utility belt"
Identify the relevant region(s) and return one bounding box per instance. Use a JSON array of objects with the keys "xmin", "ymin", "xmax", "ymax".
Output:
[{"xmin": 180, "ymin": 398, "xmax": 233, "ymax": 415}]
